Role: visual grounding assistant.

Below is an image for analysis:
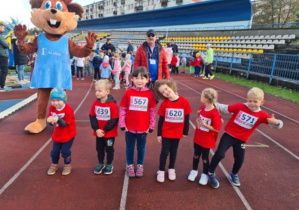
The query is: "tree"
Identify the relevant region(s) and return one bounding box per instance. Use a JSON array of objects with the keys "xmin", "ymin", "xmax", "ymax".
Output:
[{"xmin": 252, "ymin": 0, "xmax": 299, "ymax": 28}]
